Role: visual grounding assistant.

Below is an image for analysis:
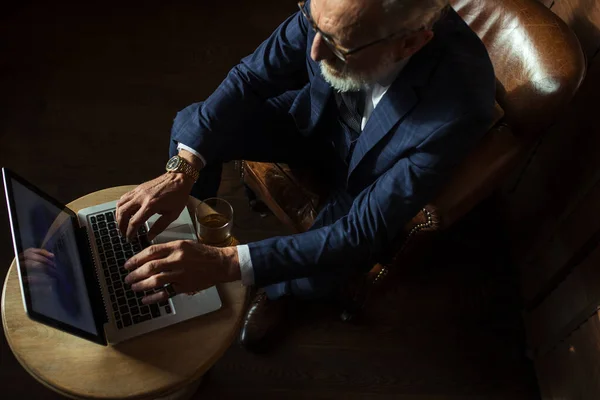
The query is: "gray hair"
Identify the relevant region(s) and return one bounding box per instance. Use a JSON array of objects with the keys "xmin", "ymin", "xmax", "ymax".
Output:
[{"xmin": 381, "ymin": 0, "xmax": 449, "ymax": 32}]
